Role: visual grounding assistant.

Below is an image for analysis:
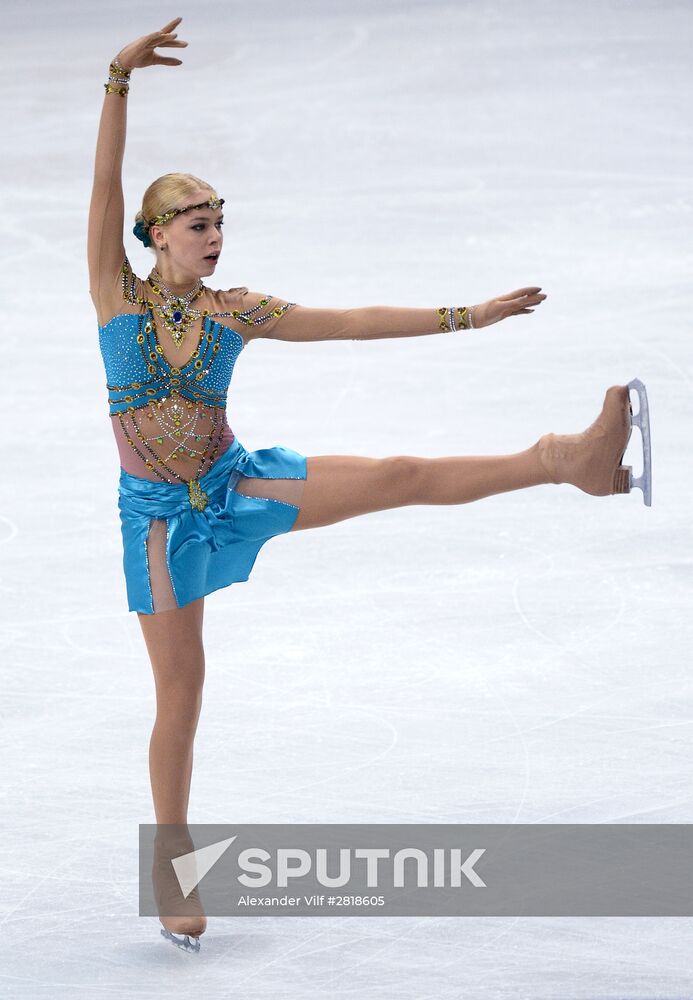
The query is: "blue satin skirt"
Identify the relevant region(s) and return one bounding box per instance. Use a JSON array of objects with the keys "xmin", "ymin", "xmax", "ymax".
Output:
[{"xmin": 117, "ymin": 437, "xmax": 307, "ymax": 614}]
